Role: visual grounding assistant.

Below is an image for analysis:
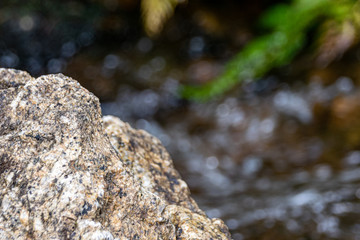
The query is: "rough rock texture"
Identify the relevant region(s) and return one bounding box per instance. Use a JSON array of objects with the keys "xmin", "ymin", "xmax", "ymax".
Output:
[{"xmin": 0, "ymin": 68, "xmax": 231, "ymax": 239}]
